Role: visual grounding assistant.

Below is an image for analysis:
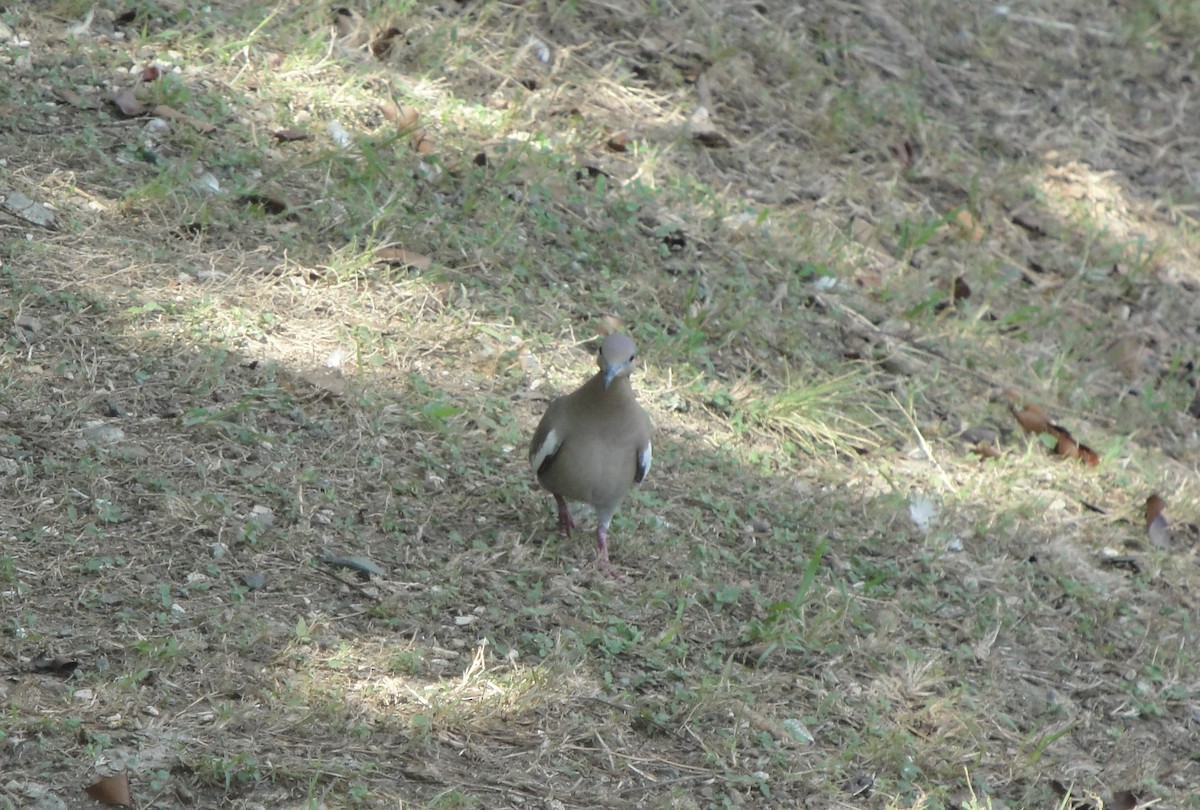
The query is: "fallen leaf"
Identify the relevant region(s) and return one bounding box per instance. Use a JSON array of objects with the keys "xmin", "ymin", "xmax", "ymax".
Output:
[
  {"xmin": 1074, "ymin": 442, "xmax": 1100, "ymax": 466},
  {"xmin": 411, "ymin": 128, "xmax": 435, "ymax": 154},
  {"xmin": 953, "ymin": 209, "xmax": 984, "ymax": 242},
  {"xmin": 1146, "ymin": 494, "xmax": 1171, "ymax": 550},
  {"xmin": 688, "ymin": 106, "xmax": 730, "ymax": 148},
  {"xmin": 1010, "ymin": 403, "xmax": 1050, "ymax": 434},
  {"xmin": 151, "ymin": 104, "xmax": 215, "ymax": 134},
  {"xmin": 273, "ymin": 128, "xmax": 310, "ymax": 142},
  {"xmin": 693, "ymin": 128, "xmax": 731, "ymax": 148},
  {"xmin": 54, "ymin": 87, "xmax": 100, "ymax": 109},
  {"xmin": 84, "ymin": 772, "xmax": 132, "ymax": 807},
  {"xmin": 395, "ymin": 104, "xmax": 421, "ymax": 131},
  {"xmin": 374, "ymin": 247, "xmax": 432, "ymax": 271},
  {"xmin": 952, "ymin": 275, "xmax": 971, "ymax": 303},
  {"xmin": 598, "ymin": 315, "xmax": 624, "ymax": 336},
  {"xmin": 1145, "ymin": 494, "xmax": 1166, "ymax": 527},
  {"xmin": 319, "ymin": 548, "xmax": 386, "ymax": 579},
  {"xmin": 140, "ymin": 65, "xmax": 162, "ymax": 82},
  {"xmin": 371, "ymin": 26, "xmax": 402, "ymax": 57},
  {"xmin": 1008, "ymin": 400, "xmax": 1098, "ymax": 466},
  {"xmin": 971, "ymin": 442, "xmax": 1002, "ymax": 460},
  {"xmin": 1011, "ymin": 211, "xmax": 1046, "ymax": 236},
  {"xmin": 107, "ymin": 87, "xmax": 146, "ymax": 117},
  {"xmin": 607, "ymin": 131, "xmax": 632, "ymax": 152}
]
